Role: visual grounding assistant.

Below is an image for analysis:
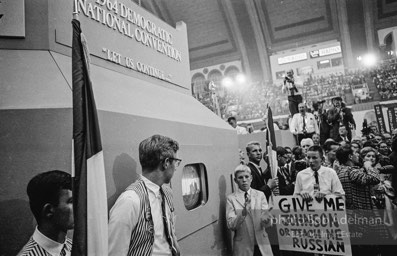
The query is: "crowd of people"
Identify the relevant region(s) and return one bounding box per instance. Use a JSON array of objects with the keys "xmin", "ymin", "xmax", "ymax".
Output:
[
  {"xmin": 371, "ymin": 60, "xmax": 397, "ymax": 100},
  {"xmin": 233, "ymin": 124, "xmax": 397, "ymax": 255},
  {"xmin": 193, "ymin": 69, "xmax": 375, "ymax": 122}
]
